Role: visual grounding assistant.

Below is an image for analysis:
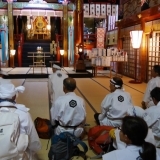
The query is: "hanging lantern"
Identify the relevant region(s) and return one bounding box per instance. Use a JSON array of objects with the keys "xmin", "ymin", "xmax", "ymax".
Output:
[{"xmin": 130, "ymin": 30, "xmax": 143, "ymax": 49}]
